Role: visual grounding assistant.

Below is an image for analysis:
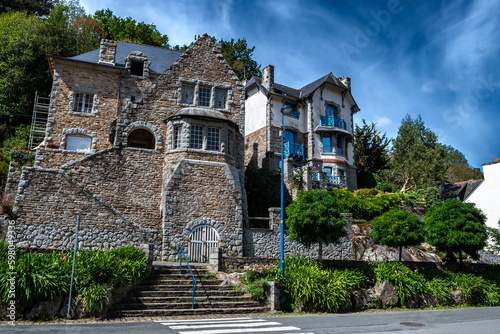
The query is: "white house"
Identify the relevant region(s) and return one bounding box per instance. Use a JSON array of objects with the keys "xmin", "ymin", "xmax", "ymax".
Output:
[{"xmin": 465, "ymin": 158, "xmax": 500, "ymax": 230}]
